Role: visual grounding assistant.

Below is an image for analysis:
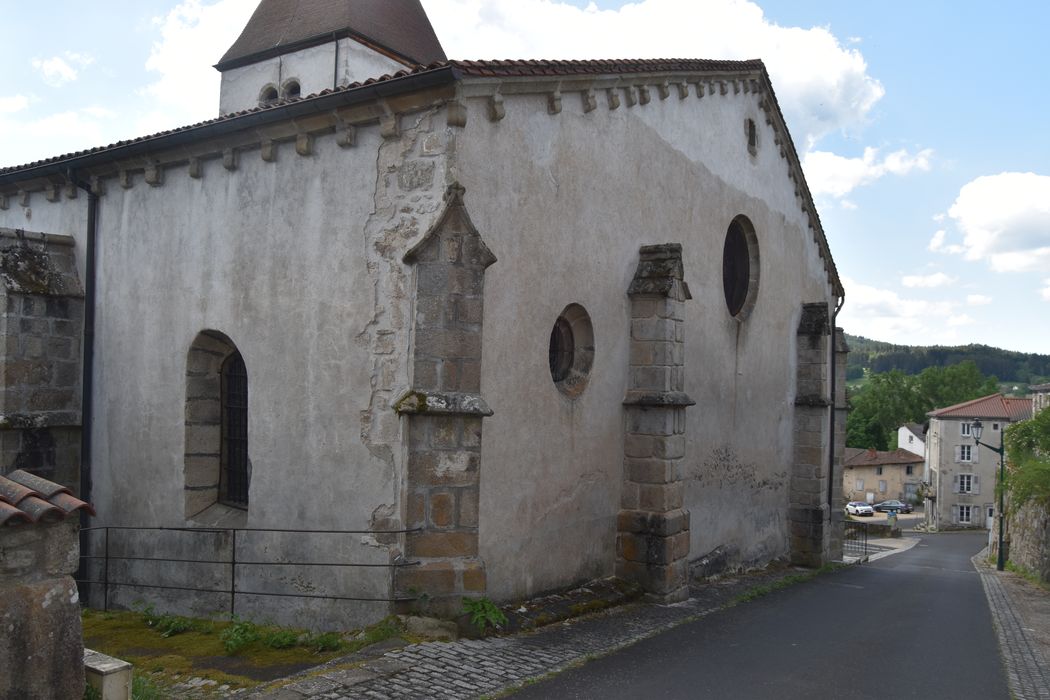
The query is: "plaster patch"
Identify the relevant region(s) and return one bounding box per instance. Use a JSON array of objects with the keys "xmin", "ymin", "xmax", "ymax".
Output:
[{"xmin": 691, "ymin": 446, "xmax": 785, "ymax": 492}]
